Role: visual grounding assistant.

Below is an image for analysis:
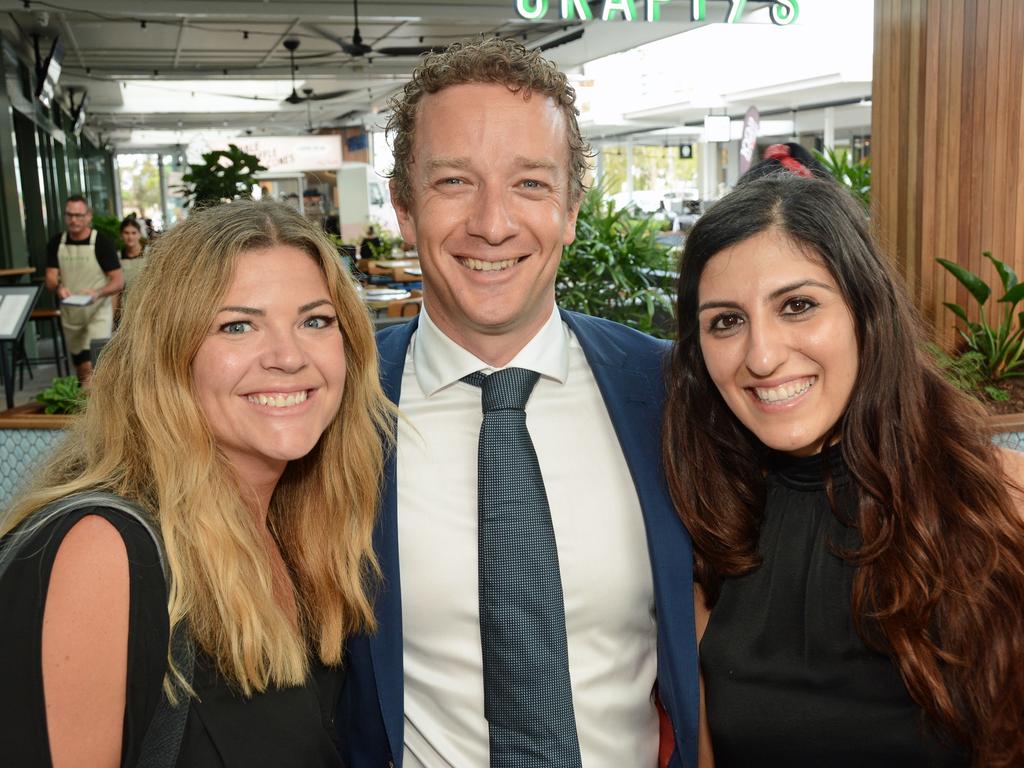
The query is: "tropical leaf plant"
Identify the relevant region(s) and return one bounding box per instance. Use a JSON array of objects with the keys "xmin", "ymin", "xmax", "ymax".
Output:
[
  {"xmin": 937, "ymin": 251, "xmax": 1024, "ymax": 380},
  {"xmin": 813, "ymin": 147, "xmax": 871, "ymax": 206},
  {"xmin": 36, "ymin": 375, "xmax": 86, "ymax": 415},
  {"xmin": 178, "ymin": 144, "xmax": 267, "ymax": 208},
  {"xmin": 927, "ymin": 345, "xmax": 1008, "ymax": 402},
  {"xmin": 90, "ymin": 213, "xmax": 124, "ymax": 249},
  {"xmin": 555, "ymin": 186, "xmax": 676, "ymax": 338}
]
